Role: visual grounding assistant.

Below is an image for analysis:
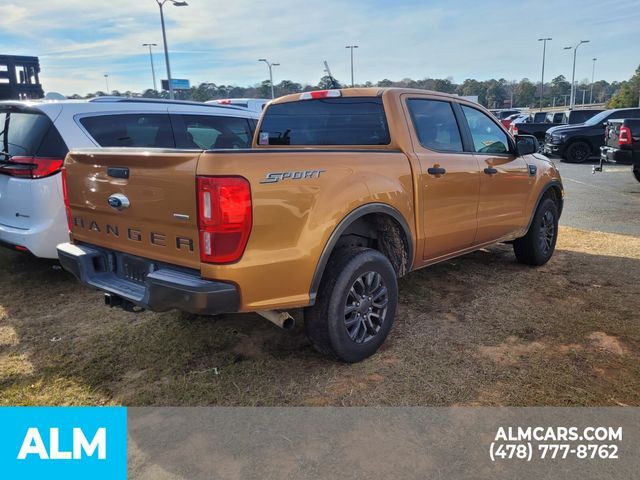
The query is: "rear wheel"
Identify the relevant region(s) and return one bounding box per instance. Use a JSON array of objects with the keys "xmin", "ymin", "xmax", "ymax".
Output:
[
  {"xmin": 564, "ymin": 141, "xmax": 591, "ymax": 163},
  {"xmin": 304, "ymin": 247, "xmax": 398, "ymax": 363},
  {"xmin": 633, "ymin": 167, "xmax": 640, "ymax": 183},
  {"xmin": 513, "ymin": 198, "xmax": 558, "ymax": 266}
]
